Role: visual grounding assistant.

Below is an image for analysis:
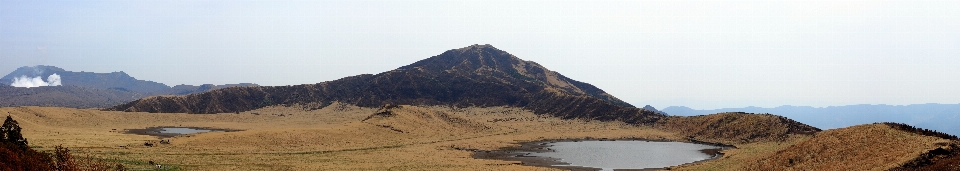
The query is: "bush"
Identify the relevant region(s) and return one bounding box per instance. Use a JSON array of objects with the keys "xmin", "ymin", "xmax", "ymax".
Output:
[
  {"xmin": 1, "ymin": 116, "xmax": 125, "ymax": 171},
  {"xmin": 0, "ymin": 142, "xmax": 55, "ymax": 171}
]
